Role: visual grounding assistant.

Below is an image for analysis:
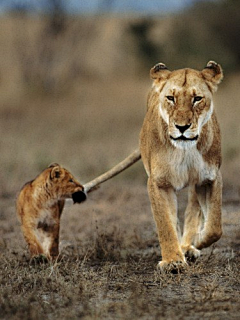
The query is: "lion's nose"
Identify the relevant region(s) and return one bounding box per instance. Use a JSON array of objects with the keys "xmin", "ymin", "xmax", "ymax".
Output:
[{"xmin": 175, "ymin": 124, "xmax": 191, "ymax": 134}]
